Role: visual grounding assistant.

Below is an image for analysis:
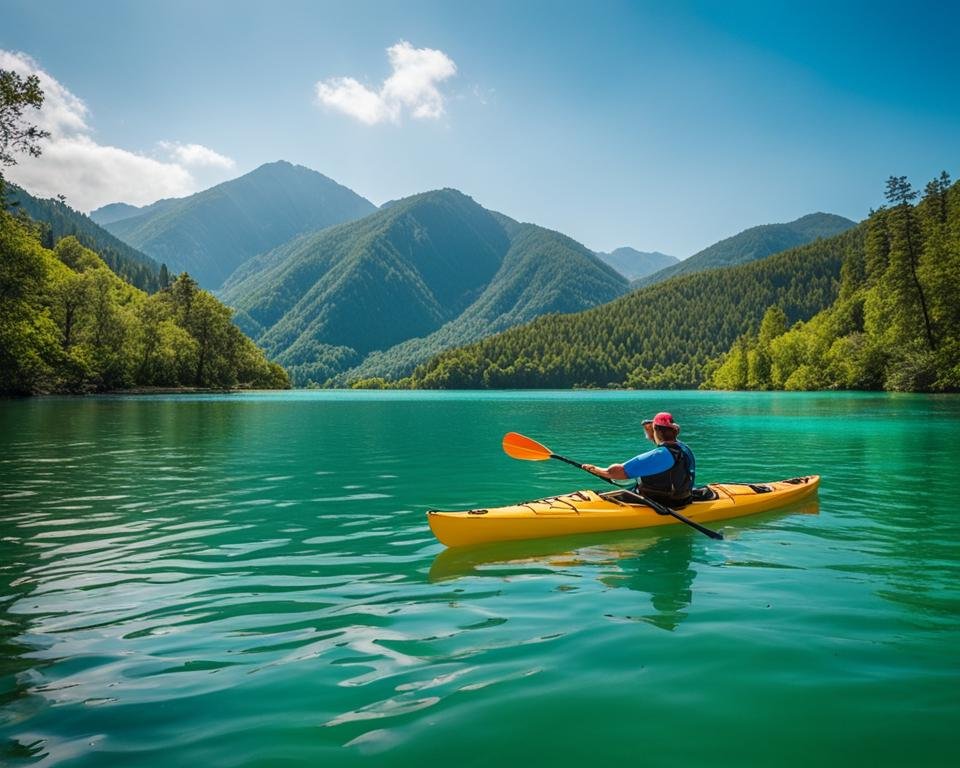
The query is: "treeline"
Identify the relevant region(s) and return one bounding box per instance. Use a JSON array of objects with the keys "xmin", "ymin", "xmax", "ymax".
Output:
[
  {"xmin": 367, "ymin": 224, "xmax": 857, "ymax": 389},
  {"xmin": 0, "ymin": 208, "xmax": 289, "ymax": 394},
  {"xmin": 6, "ymin": 184, "xmax": 167, "ymax": 293},
  {"xmin": 705, "ymin": 173, "xmax": 959, "ymax": 392}
]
